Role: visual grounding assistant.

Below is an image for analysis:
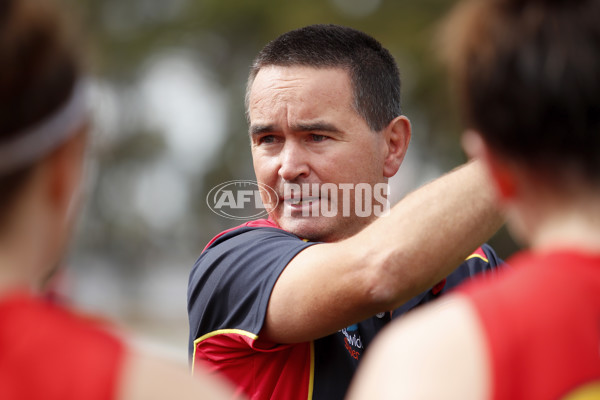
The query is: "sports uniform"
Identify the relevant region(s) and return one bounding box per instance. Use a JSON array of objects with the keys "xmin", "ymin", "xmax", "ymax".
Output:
[
  {"xmin": 461, "ymin": 250, "xmax": 600, "ymax": 400},
  {"xmin": 188, "ymin": 218, "xmax": 503, "ymax": 399},
  {"xmin": 0, "ymin": 291, "xmax": 125, "ymax": 400}
]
